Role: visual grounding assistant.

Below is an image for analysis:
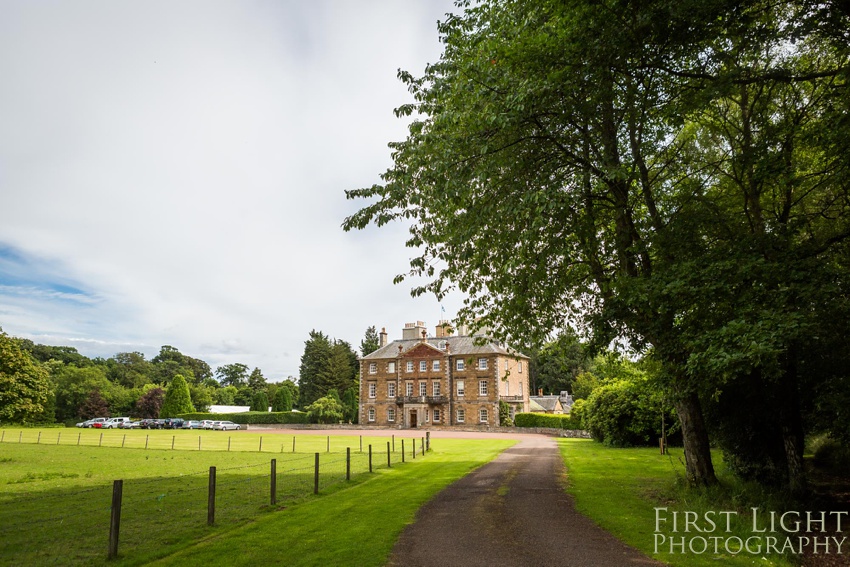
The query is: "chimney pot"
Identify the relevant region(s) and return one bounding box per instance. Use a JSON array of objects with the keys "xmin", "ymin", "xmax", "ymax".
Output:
[{"xmin": 538, "ymin": 388, "xmax": 543, "ymax": 396}]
